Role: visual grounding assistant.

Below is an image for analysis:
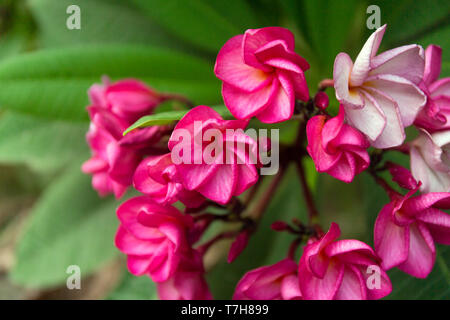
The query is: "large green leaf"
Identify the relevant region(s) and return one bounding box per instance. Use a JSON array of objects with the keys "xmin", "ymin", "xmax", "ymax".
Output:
[
  {"xmin": 130, "ymin": 0, "xmax": 259, "ymax": 53},
  {"xmin": 108, "ymin": 271, "xmax": 157, "ymax": 300},
  {"xmin": 0, "ymin": 45, "xmax": 221, "ymax": 121},
  {"xmin": 0, "ymin": 112, "xmax": 88, "ymax": 172},
  {"xmin": 29, "ymin": 0, "xmax": 185, "ymax": 51},
  {"xmin": 11, "ymin": 165, "xmax": 120, "ymax": 288}
]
